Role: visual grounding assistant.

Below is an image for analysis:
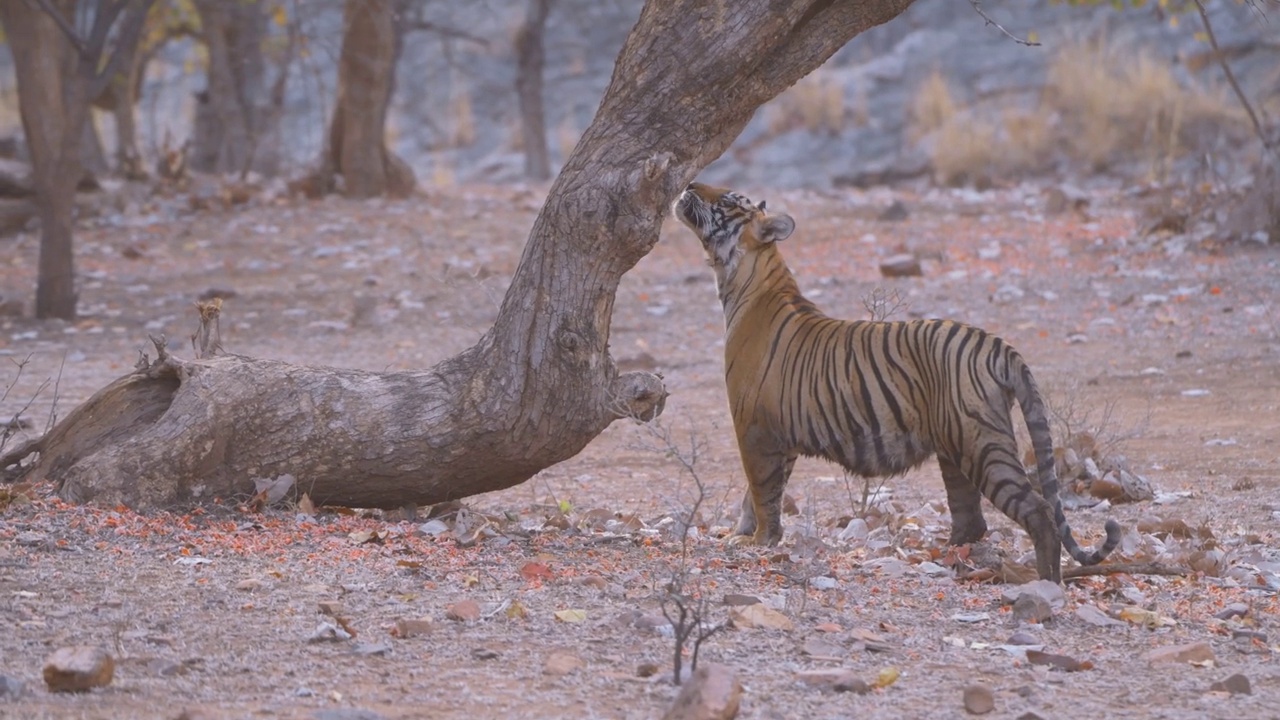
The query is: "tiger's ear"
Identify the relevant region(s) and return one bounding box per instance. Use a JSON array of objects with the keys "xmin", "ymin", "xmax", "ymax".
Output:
[
  {"xmin": 760, "ymin": 214, "xmax": 795, "ymax": 244},
  {"xmin": 757, "ymin": 200, "xmax": 767, "ymax": 211}
]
